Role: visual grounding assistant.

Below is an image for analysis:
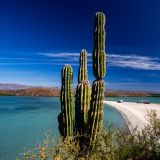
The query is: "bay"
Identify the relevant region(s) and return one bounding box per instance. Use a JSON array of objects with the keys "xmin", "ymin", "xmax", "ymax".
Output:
[{"xmin": 0, "ymin": 96, "xmax": 159, "ymax": 160}]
